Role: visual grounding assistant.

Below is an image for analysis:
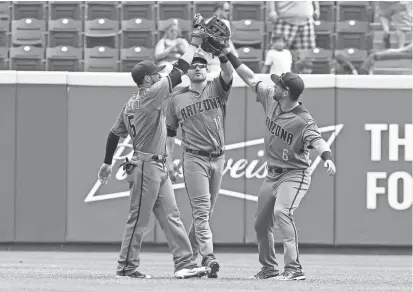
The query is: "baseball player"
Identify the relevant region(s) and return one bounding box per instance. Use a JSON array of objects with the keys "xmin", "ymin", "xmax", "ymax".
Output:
[
  {"xmin": 221, "ymin": 47, "xmax": 336, "ymax": 280},
  {"xmin": 166, "ymin": 50, "xmax": 233, "ymax": 278},
  {"xmin": 97, "ymin": 16, "xmax": 209, "ymax": 279}
]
